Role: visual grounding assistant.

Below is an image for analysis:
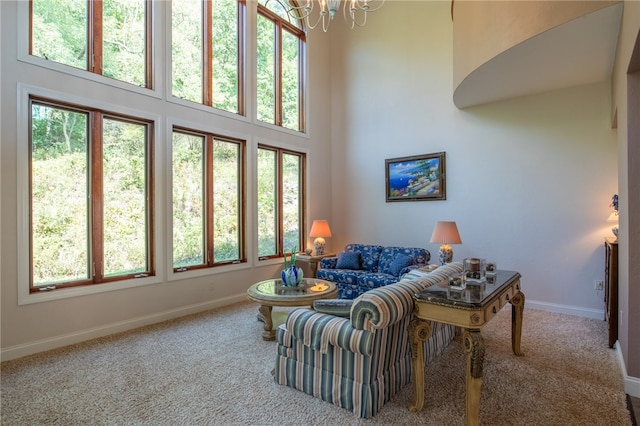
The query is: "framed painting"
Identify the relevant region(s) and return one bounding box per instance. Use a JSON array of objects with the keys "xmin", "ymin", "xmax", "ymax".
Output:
[{"xmin": 385, "ymin": 152, "xmax": 446, "ymax": 202}]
